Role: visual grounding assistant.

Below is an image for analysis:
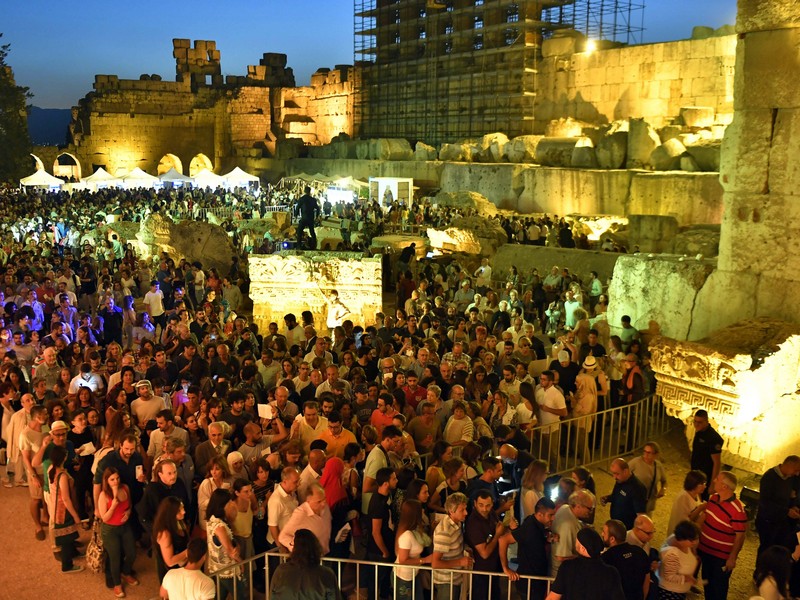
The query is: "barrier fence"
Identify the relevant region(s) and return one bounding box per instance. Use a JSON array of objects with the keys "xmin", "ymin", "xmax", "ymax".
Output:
[
  {"xmin": 527, "ymin": 392, "xmax": 674, "ymax": 474},
  {"xmin": 208, "ymin": 394, "xmax": 676, "ymax": 599},
  {"xmin": 210, "ymin": 549, "xmax": 554, "ymax": 600}
]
